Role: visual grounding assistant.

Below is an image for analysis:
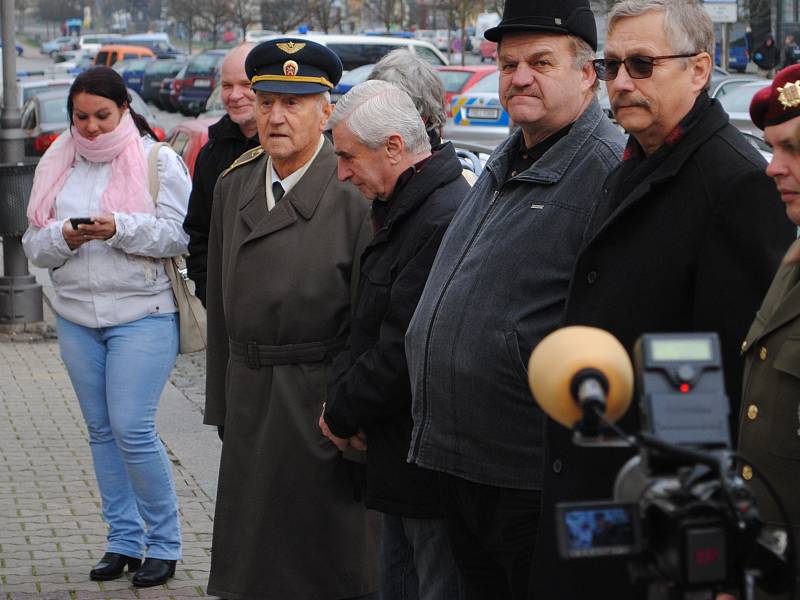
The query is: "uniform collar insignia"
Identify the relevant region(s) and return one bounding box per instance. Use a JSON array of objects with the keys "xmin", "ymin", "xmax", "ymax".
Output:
[
  {"xmin": 277, "ymin": 41, "xmax": 305, "ymax": 54},
  {"xmin": 778, "ymin": 80, "xmax": 800, "ymax": 109}
]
